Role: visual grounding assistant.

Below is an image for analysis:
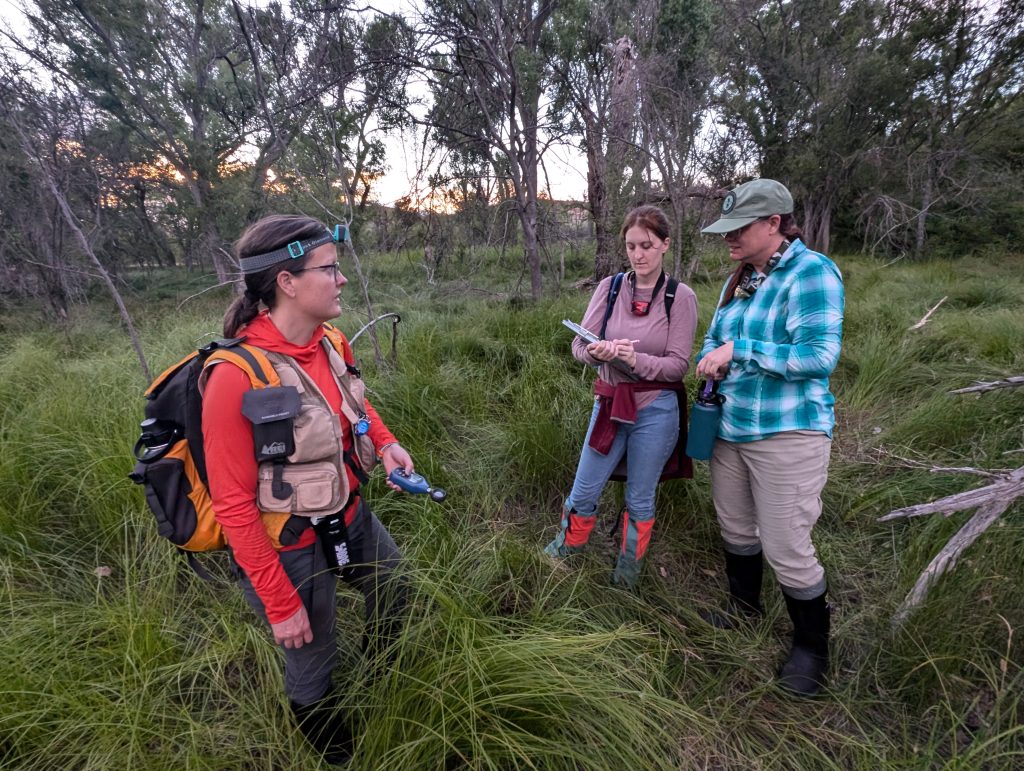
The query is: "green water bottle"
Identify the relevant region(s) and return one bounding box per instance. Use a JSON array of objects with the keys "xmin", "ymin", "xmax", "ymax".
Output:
[{"xmin": 685, "ymin": 378, "xmax": 724, "ymax": 461}]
